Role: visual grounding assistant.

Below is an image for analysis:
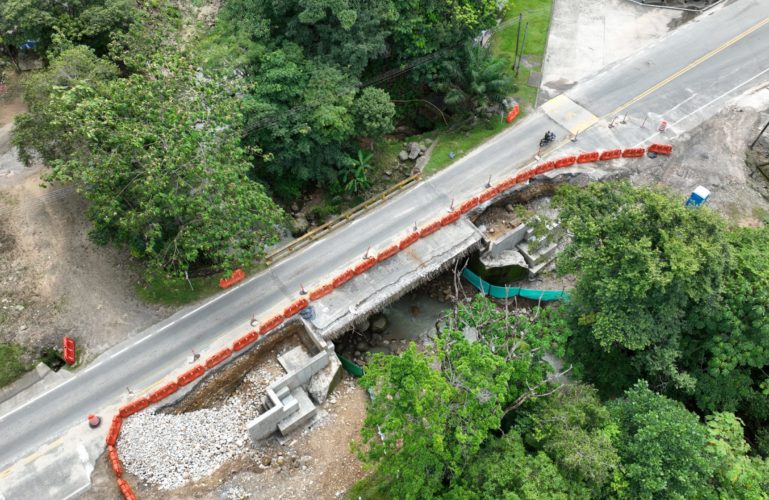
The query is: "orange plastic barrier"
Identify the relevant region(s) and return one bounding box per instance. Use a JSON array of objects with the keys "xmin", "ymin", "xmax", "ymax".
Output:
[
  {"xmin": 506, "ymin": 104, "xmax": 520, "ymax": 123},
  {"xmin": 204, "ymin": 348, "xmax": 233, "ymax": 369},
  {"xmin": 352, "ymin": 258, "xmax": 377, "ymax": 275},
  {"xmin": 577, "ymin": 151, "xmax": 600, "ymax": 164},
  {"xmin": 648, "ymin": 143, "xmax": 673, "ymax": 155},
  {"xmin": 309, "ymin": 283, "xmax": 334, "ymax": 301},
  {"xmin": 332, "ymin": 268, "xmax": 355, "ymax": 288},
  {"xmin": 554, "ymin": 156, "xmax": 577, "ymax": 168},
  {"xmin": 419, "ymin": 220, "xmax": 442, "ymax": 238},
  {"xmin": 148, "ymin": 381, "xmax": 179, "ymax": 403},
  {"xmin": 622, "ymin": 147, "xmax": 645, "ymax": 158},
  {"xmin": 117, "ymin": 478, "xmax": 137, "ymax": 500},
  {"xmin": 108, "ymin": 445, "xmax": 123, "ymax": 478},
  {"xmin": 535, "ymin": 161, "xmax": 555, "ymax": 174},
  {"xmin": 284, "ymin": 297, "xmax": 310, "ymax": 318},
  {"xmin": 177, "ymin": 365, "xmax": 205, "ymax": 386},
  {"xmin": 219, "ymin": 268, "xmax": 246, "ymax": 289},
  {"xmin": 398, "ymin": 231, "xmax": 420, "ymax": 250},
  {"xmin": 63, "ymin": 336, "xmax": 76, "ymax": 365},
  {"xmin": 515, "ymin": 172, "xmax": 532, "ymax": 183},
  {"xmin": 232, "ymin": 330, "xmax": 259, "ymax": 351},
  {"xmin": 457, "ymin": 197, "xmax": 479, "ymax": 214},
  {"xmin": 496, "ymin": 176, "xmax": 518, "ymax": 192},
  {"xmin": 376, "ymin": 244, "xmax": 400, "ymax": 262},
  {"xmin": 478, "ymin": 186, "xmax": 499, "ymax": 204},
  {"xmin": 599, "ymin": 149, "xmax": 622, "ymax": 161},
  {"xmin": 259, "ymin": 314, "xmax": 284, "ymax": 334},
  {"xmin": 119, "ymin": 397, "xmax": 150, "ymax": 418},
  {"xmin": 106, "ymin": 415, "xmax": 122, "ymax": 446},
  {"xmin": 440, "ymin": 211, "xmax": 461, "ymax": 226}
]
